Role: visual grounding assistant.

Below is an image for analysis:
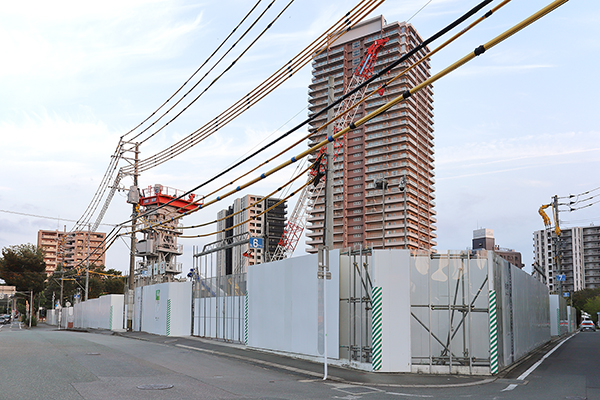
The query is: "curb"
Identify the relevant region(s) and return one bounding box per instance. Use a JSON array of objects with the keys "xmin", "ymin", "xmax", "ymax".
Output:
[{"xmin": 109, "ymin": 330, "xmax": 495, "ymax": 388}]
